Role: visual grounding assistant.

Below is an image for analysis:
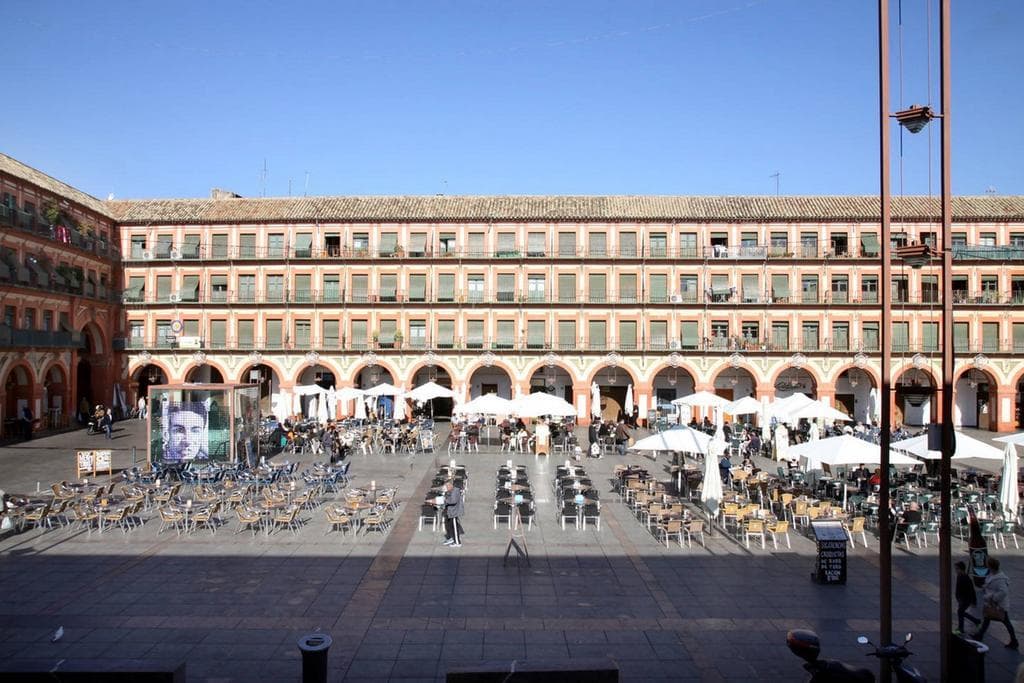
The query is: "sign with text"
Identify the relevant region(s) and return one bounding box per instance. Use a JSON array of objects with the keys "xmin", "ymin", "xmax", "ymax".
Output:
[{"xmin": 812, "ymin": 521, "xmax": 847, "ymax": 585}]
